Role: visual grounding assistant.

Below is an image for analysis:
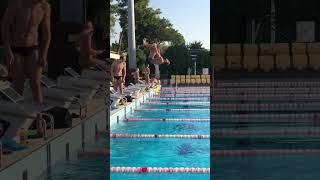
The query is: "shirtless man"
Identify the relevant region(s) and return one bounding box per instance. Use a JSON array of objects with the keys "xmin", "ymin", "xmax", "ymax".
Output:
[
  {"xmin": 1, "ymin": 0, "xmax": 51, "ymax": 103},
  {"xmin": 78, "ymin": 21, "xmax": 105, "ymax": 70},
  {"xmin": 132, "ymin": 68, "xmax": 143, "ymax": 84},
  {"xmin": 144, "ymin": 64, "xmax": 150, "ymax": 84},
  {"xmin": 143, "ymin": 38, "xmax": 170, "ymax": 65},
  {"xmin": 111, "ymin": 55, "xmax": 126, "ymax": 94}
]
